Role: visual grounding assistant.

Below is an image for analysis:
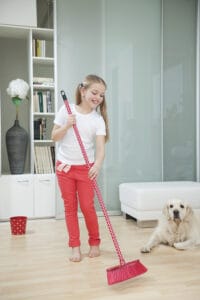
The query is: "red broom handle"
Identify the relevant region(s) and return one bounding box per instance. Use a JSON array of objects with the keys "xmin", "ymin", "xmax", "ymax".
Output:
[{"xmin": 61, "ymin": 90, "xmax": 125, "ymax": 266}]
